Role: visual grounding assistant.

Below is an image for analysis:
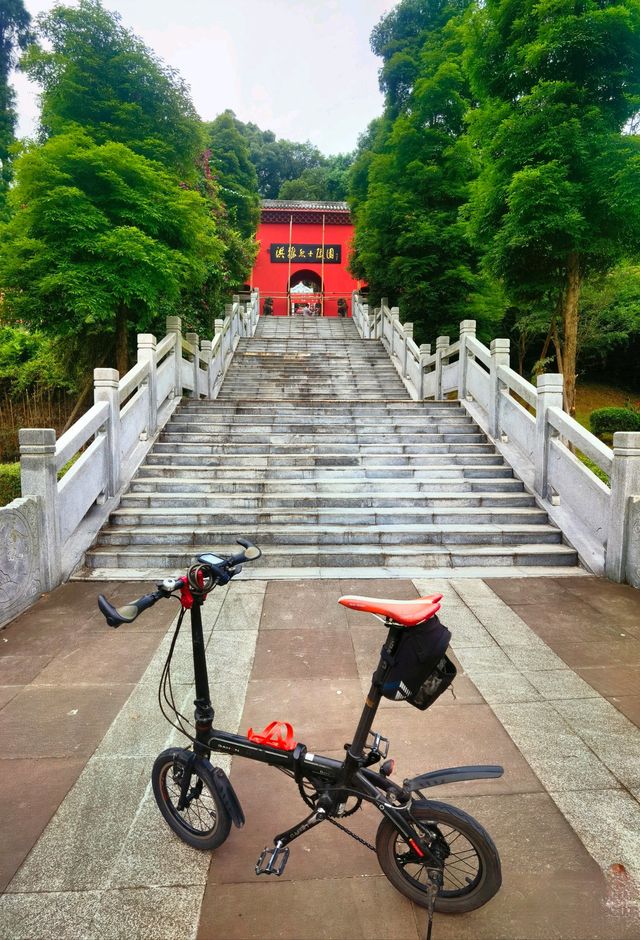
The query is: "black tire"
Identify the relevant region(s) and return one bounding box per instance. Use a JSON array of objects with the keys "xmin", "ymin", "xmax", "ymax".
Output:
[
  {"xmin": 375, "ymin": 800, "xmax": 501, "ymax": 913},
  {"xmin": 151, "ymin": 747, "xmax": 231, "ymax": 851}
]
